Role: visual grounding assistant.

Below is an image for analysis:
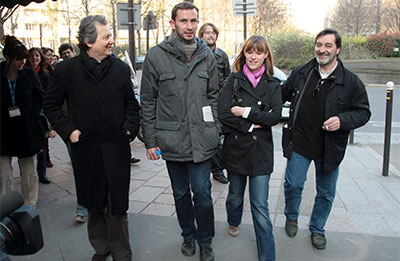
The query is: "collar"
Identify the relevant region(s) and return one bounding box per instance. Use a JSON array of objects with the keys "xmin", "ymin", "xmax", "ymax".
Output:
[{"xmin": 318, "ymin": 61, "xmax": 338, "ymax": 79}]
